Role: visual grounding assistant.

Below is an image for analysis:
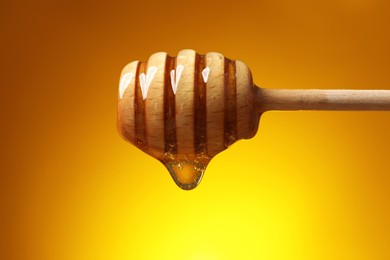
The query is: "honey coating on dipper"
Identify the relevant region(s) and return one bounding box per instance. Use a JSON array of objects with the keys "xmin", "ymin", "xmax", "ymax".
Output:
[{"xmin": 117, "ymin": 50, "xmax": 259, "ymax": 190}]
